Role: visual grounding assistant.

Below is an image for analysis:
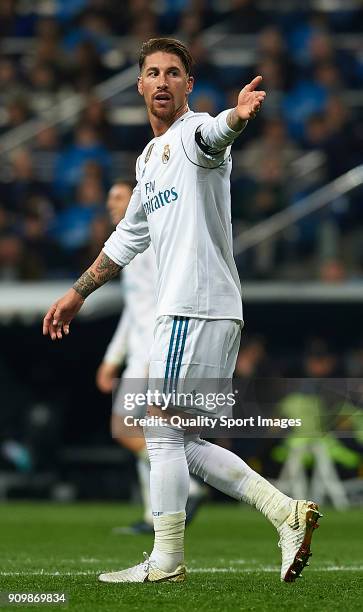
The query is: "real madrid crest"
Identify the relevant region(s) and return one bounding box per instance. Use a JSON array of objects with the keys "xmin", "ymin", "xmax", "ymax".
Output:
[
  {"xmin": 162, "ymin": 144, "xmax": 170, "ymax": 164},
  {"xmin": 144, "ymin": 142, "xmax": 155, "ymax": 164}
]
